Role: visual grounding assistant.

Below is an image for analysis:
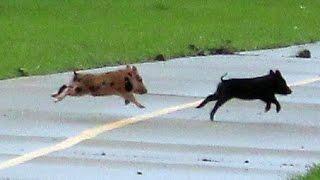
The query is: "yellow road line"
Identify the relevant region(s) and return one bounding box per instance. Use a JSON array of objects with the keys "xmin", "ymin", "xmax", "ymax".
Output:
[
  {"xmin": 0, "ymin": 100, "xmax": 203, "ymax": 170},
  {"xmin": 0, "ymin": 76, "xmax": 319, "ymax": 170},
  {"xmin": 289, "ymin": 76, "xmax": 320, "ymax": 87}
]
